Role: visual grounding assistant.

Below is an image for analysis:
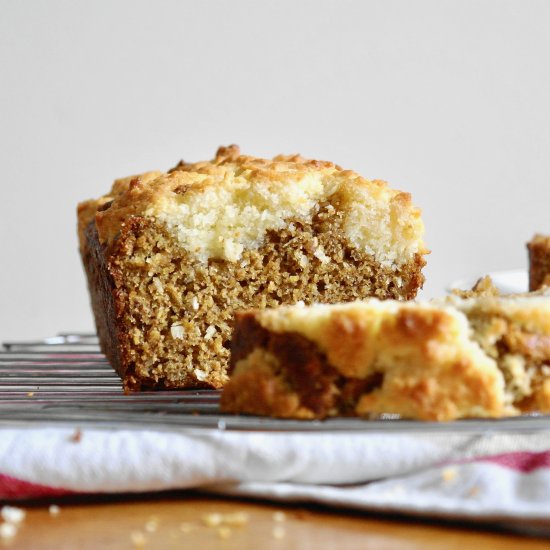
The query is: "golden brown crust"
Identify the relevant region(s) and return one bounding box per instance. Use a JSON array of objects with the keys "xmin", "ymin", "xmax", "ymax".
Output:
[
  {"xmin": 93, "ymin": 145, "xmax": 346, "ymax": 247},
  {"xmin": 77, "ymin": 171, "xmax": 161, "ymax": 253},
  {"xmin": 78, "ymin": 146, "xmax": 427, "ymax": 268}
]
